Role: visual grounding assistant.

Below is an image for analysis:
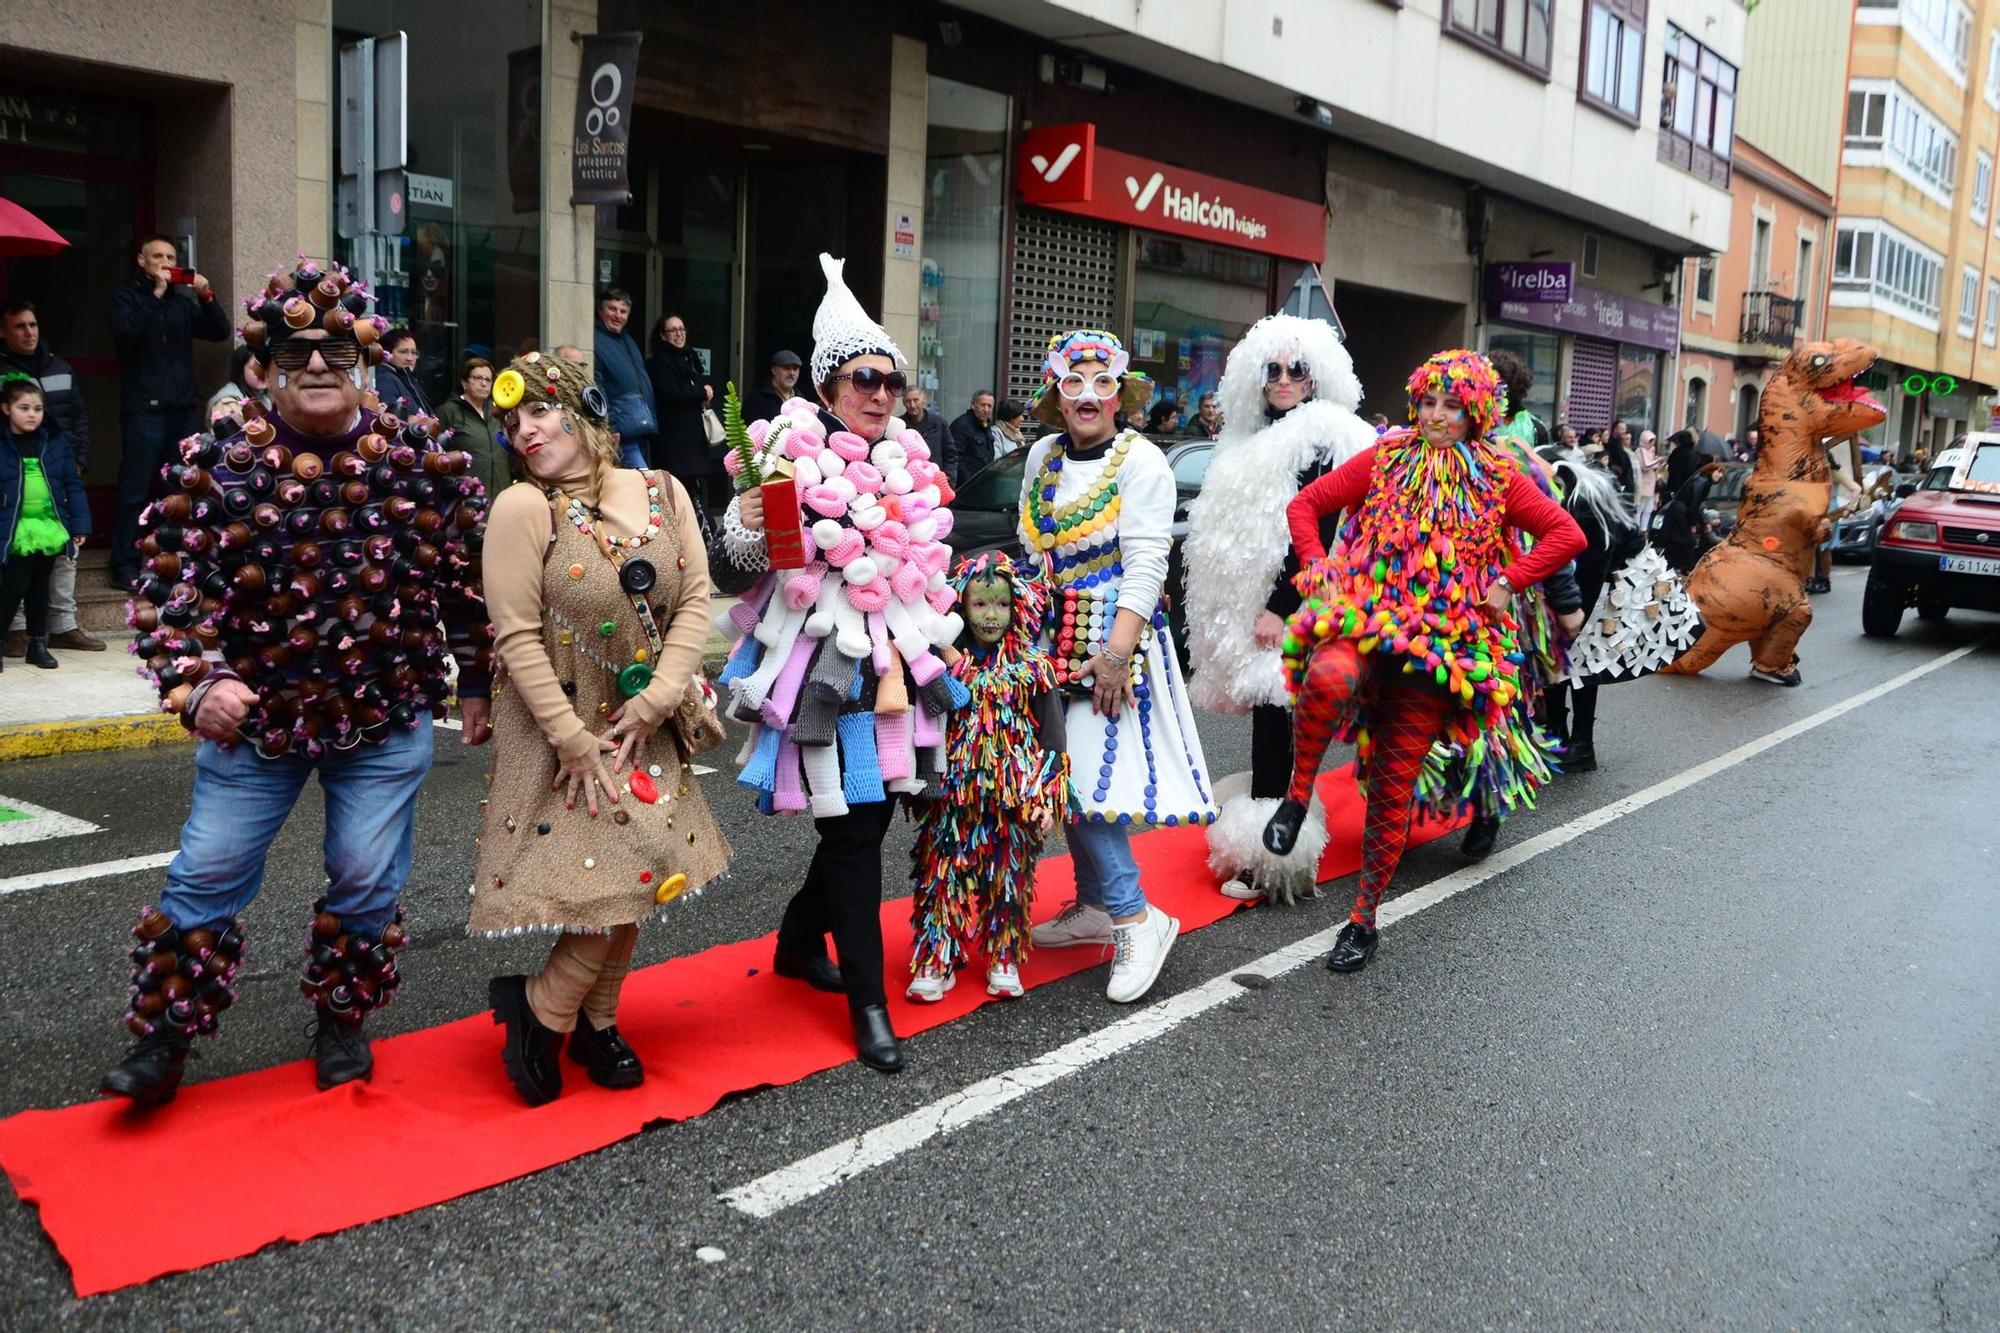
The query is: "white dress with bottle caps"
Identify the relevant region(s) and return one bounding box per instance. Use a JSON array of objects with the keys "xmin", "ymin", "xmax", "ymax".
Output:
[{"xmin": 1017, "ymin": 430, "xmax": 1216, "ymax": 829}]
